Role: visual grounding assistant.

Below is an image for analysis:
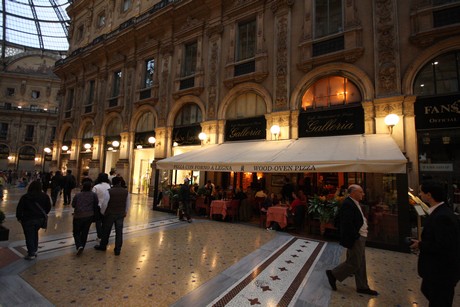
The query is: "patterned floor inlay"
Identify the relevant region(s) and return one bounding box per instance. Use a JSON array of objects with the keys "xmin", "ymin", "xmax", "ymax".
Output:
[
  {"xmin": 209, "ymin": 238, "xmax": 325, "ymax": 307},
  {"xmin": 19, "ymin": 222, "xmax": 276, "ymax": 306}
]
